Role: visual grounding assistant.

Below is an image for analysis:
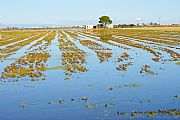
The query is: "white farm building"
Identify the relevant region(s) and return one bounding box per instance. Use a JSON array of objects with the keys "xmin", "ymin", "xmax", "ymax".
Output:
[
  {"xmin": 85, "ymin": 25, "xmax": 94, "ymax": 29},
  {"xmin": 107, "ymin": 24, "xmax": 114, "ymax": 28},
  {"xmin": 84, "ymin": 24, "xmax": 114, "ymax": 29}
]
